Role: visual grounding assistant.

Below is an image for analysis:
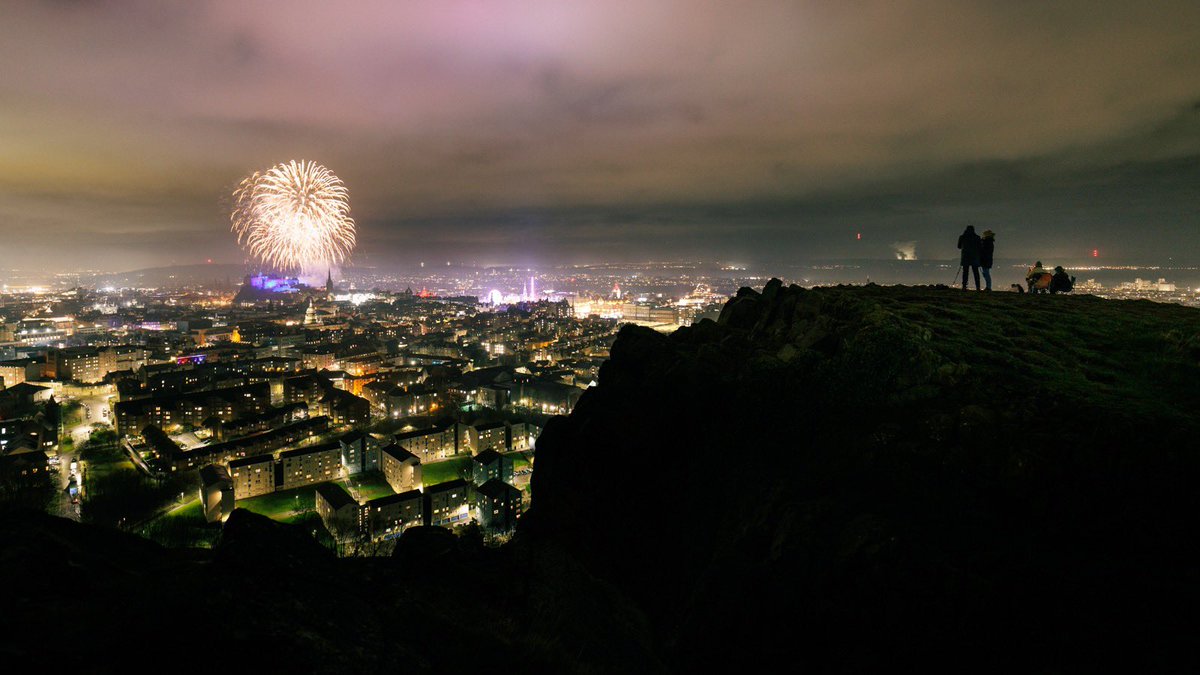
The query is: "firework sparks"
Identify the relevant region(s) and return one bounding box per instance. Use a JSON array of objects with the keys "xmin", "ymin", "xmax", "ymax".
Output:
[{"xmin": 231, "ymin": 160, "xmax": 355, "ymax": 274}]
